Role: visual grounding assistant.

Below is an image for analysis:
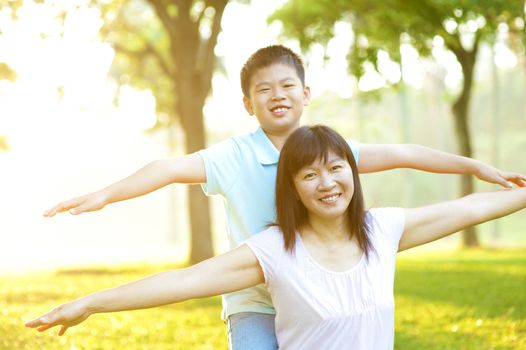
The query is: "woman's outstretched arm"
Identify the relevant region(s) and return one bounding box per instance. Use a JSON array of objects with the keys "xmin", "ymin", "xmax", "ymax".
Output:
[
  {"xmin": 399, "ymin": 187, "xmax": 526, "ymax": 251},
  {"xmin": 25, "ymin": 245, "xmax": 263, "ymax": 335}
]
